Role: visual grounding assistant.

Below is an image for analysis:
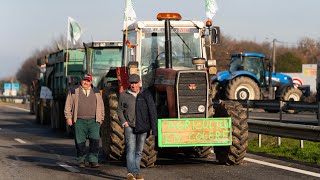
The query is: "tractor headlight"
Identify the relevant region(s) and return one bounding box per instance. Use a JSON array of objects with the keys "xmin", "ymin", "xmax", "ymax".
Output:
[
  {"xmin": 198, "ymin": 105, "xmax": 205, "ymax": 113},
  {"xmin": 180, "ymin": 106, "xmax": 188, "ymax": 114}
]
